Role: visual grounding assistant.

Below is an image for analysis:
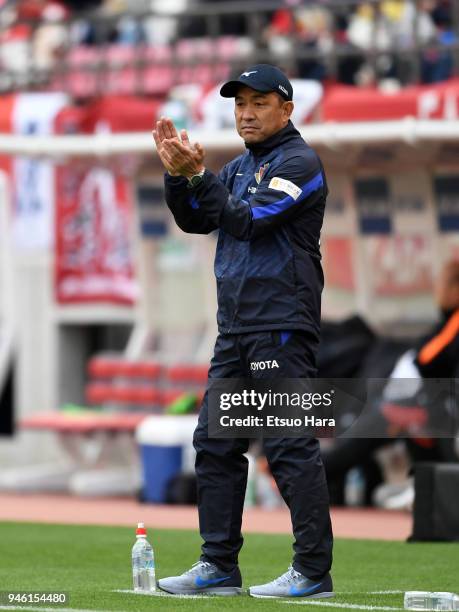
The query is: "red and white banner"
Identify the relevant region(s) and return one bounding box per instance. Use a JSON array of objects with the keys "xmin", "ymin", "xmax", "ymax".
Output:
[
  {"xmin": 55, "ymin": 163, "xmax": 138, "ymax": 304},
  {"xmin": 322, "ymin": 237, "xmax": 355, "ymax": 291},
  {"xmin": 0, "ymin": 93, "xmax": 141, "ymax": 304},
  {"xmin": 322, "ymin": 78, "xmax": 459, "ymax": 122},
  {"xmin": 53, "ymin": 101, "xmax": 142, "ymax": 305},
  {"xmin": 365, "ymin": 235, "xmax": 433, "ymax": 296}
]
